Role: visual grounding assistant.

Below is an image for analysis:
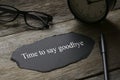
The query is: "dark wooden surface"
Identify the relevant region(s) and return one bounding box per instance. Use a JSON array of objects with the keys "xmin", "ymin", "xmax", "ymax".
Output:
[{"xmin": 0, "ymin": 0, "xmax": 120, "ymax": 80}]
